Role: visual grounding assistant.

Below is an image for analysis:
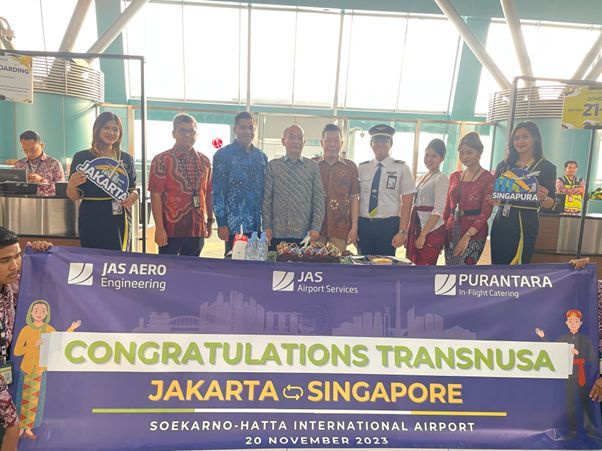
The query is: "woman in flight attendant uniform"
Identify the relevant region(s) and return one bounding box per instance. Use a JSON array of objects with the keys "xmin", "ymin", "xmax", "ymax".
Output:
[
  {"xmin": 406, "ymin": 139, "xmax": 449, "ymax": 265},
  {"xmin": 490, "ymin": 121, "xmax": 556, "ymax": 265},
  {"xmin": 443, "ymin": 132, "xmax": 494, "ymax": 265},
  {"xmin": 66, "ymin": 112, "xmax": 139, "ymax": 251}
]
